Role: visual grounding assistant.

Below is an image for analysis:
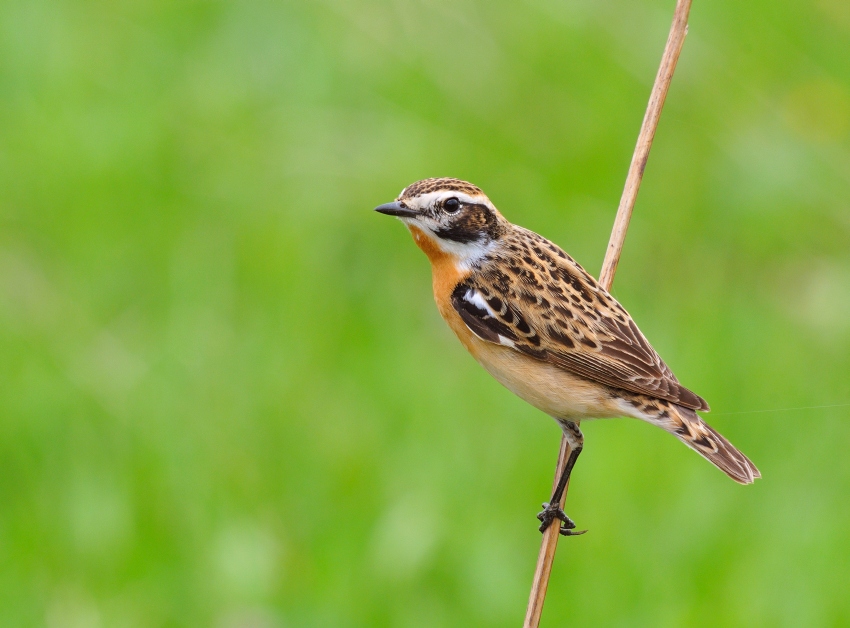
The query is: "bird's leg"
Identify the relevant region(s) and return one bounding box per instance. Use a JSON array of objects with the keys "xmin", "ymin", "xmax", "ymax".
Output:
[{"xmin": 537, "ymin": 421, "xmax": 587, "ymax": 536}]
